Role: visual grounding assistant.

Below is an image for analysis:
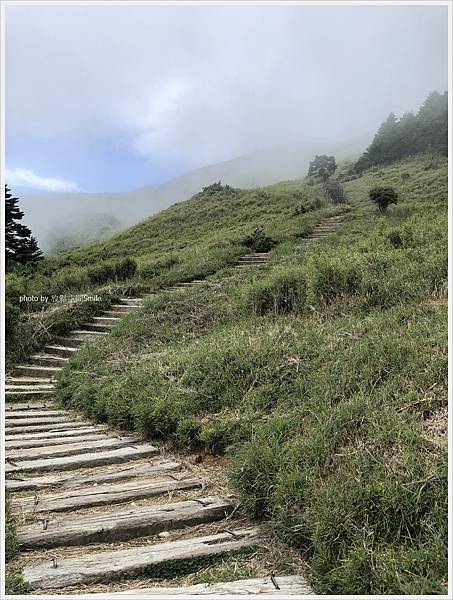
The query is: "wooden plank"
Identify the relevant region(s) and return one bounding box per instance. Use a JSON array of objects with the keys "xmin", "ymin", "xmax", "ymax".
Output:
[
  {"xmin": 4, "ymin": 420, "xmax": 93, "ymax": 434},
  {"xmin": 13, "ymin": 475, "xmax": 201, "ymax": 513},
  {"xmin": 5, "ymin": 384, "xmax": 55, "ymax": 390},
  {"xmin": 23, "ymin": 527, "xmax": 261, "ymax": 590},
  {"xmin": 6, "ymin": 410, "xmax": 65, "ymax": 418},
  {"xmin": 109, "ymin": 576, "xmax": 313, "ymax": 595},
  {"xmin": 18, "ymin": 495, "xmax": 233, "ymax": 549},
  {"xmin": 6, "ymin": 415, "xmax": 79, "ymax": 428},
  {"xmin": 5, "ymin": 390, "xmax": 55, "ymax": 399},
  {"xmin": 5, "ymin": 443, "xmax": 159, "ymax": 474},
  {"xmin": 6, "ymin": 432, "xmax": 111, "ymax": 450},
  {"xmin": 6, "ymin": 426, "xmax": 107, "ymax": 442},
  {"xmin": 7, "ymin": 436, "xmax": 140, "ymax": 461},
  {"xmin": 5, "ymin": 459, "xmax": 181, "ymax": 492},
  {"xmin": 5, "ymin": 402, "xmax": 55, "ymax": 411}
]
